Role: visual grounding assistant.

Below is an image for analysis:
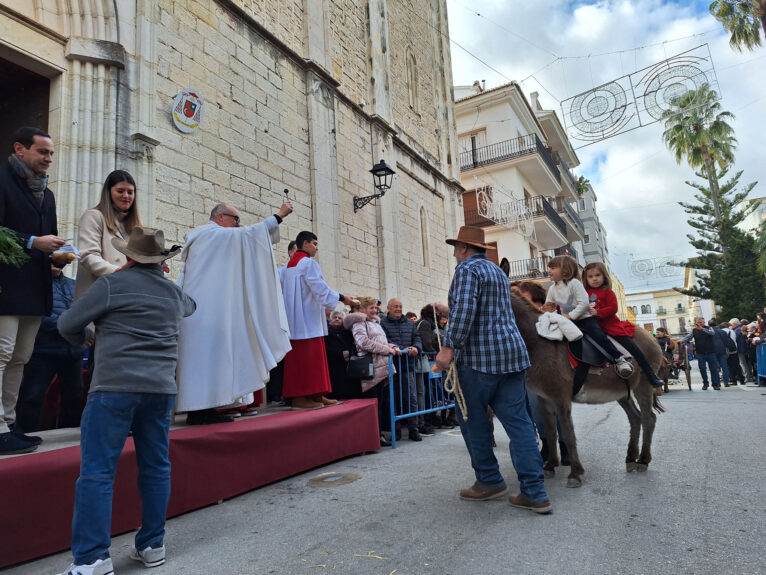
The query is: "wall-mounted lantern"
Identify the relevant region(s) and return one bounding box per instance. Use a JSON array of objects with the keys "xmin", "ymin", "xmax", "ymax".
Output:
[{"xmin": 353, "ymin": 159, "xmax": 396, "ymax": 212}]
